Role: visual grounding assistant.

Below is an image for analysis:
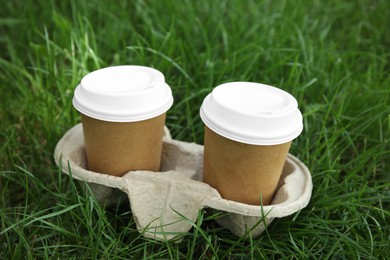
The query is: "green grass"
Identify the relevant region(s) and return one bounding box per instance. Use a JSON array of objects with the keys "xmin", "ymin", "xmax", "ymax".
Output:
[{"xmin": 1, "ymin": 0, "xmax": 389, "ymax": 258}]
